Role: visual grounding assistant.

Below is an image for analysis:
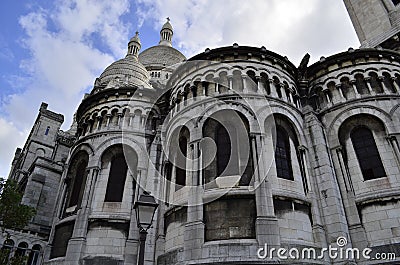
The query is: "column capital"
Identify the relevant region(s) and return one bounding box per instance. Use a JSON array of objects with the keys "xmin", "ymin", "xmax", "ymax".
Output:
[{"xmin": 297, "ymin": 145, "xmax": 308, "ymax": 152}]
